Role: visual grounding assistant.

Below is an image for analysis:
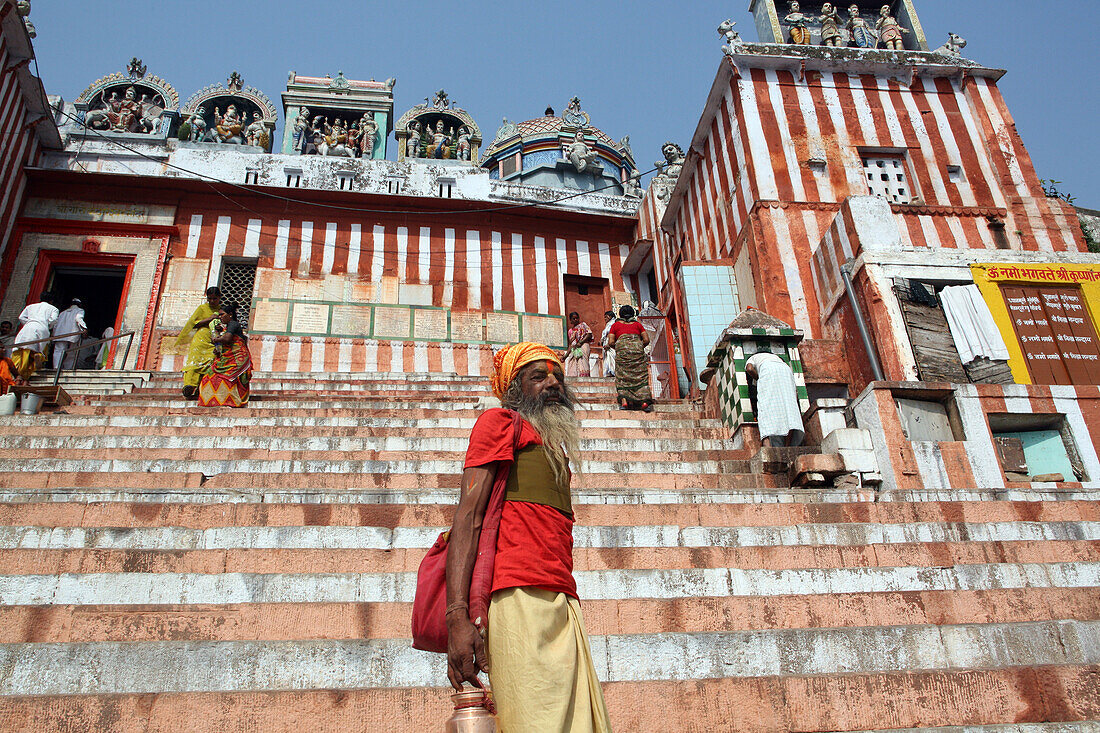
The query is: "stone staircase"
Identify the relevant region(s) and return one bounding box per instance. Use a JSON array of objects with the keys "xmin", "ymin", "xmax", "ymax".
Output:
[{"xmin": 0, "ymin": 371, "xmax": 1097, "ymax": 731}]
